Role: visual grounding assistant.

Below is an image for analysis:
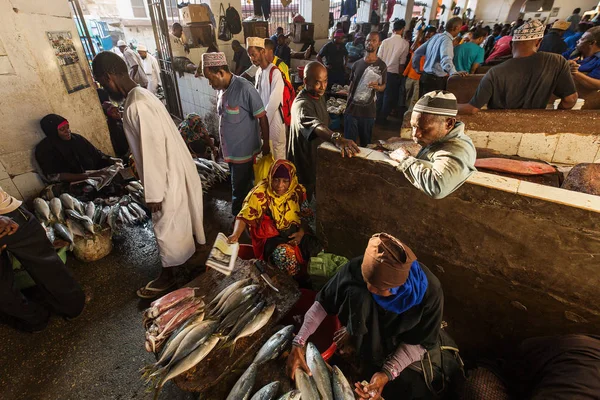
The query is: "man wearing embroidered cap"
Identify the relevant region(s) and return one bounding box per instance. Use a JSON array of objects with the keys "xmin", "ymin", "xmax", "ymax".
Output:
[
  {"xmin": 287, "ymin": 232, "xmax": 445, "ymax": 399},
  {"xmin": 389, "ymin": 91, "xmax": 476, "ymax": 199},
  {"xmin": 137, "ymin": 44, "xmax": 162, "ymax": 96},
  {"xmin": 459, "ymin": 20, "xmax": 578, "ymax": 115},
  {"xmin": 539, "ymin": 20, "xmax": 570, "ymax": 55},
  {"xmin": 201, "ymin": 52, "xmax": 271, "ymax": 216}
]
